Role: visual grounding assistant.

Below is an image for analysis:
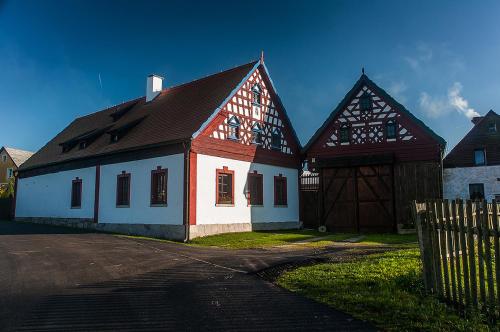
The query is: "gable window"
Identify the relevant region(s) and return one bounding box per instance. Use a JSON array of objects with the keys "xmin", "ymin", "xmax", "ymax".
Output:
[
  {"xmin": 116, "ymin": 171, "xmax": 131, "ymax": 207},
  {"xmin": 340, "ymin": 125, "xmax": 350, "ymax": 144},
  {"xmin": 386, "ymin": 120, "xmax": 397, "ymax": 139},
  {"xmin": 151, "ymin": 167, "xmax": 168, "ymax": 206},
  {"xmin": 216, "ymin": 167, "xmax": 234, "ymax": 205},
  {"xmin": 359, "ymin": 93, "xmax": 372, "ymax": 111},
  {"xmin": 469, "ymin": 183, "xmax": 485, "ymax": 200},
  {"xmin": 271, "ymin": 128, "xmax": 282, "ymax": 150},
  {"xmin": 71, "ymin": 178, "xmax": 82, "ymax": 208},
  {"xmin": 228, "ymin": 116, "xmax": 240, "ymax": 140},
  {"xmin": 474, "ymin": 149, "xmax": 486, "ymax": 166},
  {"xmin": 2, "ymin": 155, "xmax": 6, "ymax": 163},
  {"xmin": 247, "ymin": 171, "xmax": 263, "ymax": 206},
  {"xmin": 252, "ymin": 84, "xmax": 262, "ymax": 105},
  {"xmin": 274, "ymin": 175, "xmax": 287, "ymax": 206},
  {"xmin": 252, "ymin": 123, "xmax": 262, "ymax": 145},
  {"xmin": 489, "ymin": 121, "xmax": 497, "ymax": 133},
  {"xmin": 6, "ymin": 168, "xmax": 13, "ymax": 179}
]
